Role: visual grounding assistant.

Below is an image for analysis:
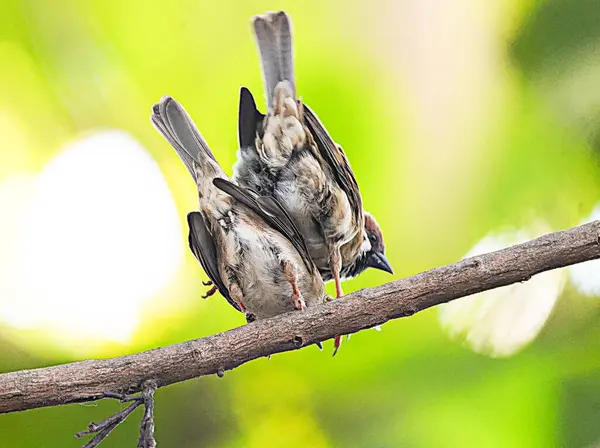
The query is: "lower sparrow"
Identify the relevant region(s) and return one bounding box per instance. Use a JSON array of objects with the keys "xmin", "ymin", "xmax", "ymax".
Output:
[{"xmin": 151, "ymin": 95, "xmax": 327, "ymax": 323}]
